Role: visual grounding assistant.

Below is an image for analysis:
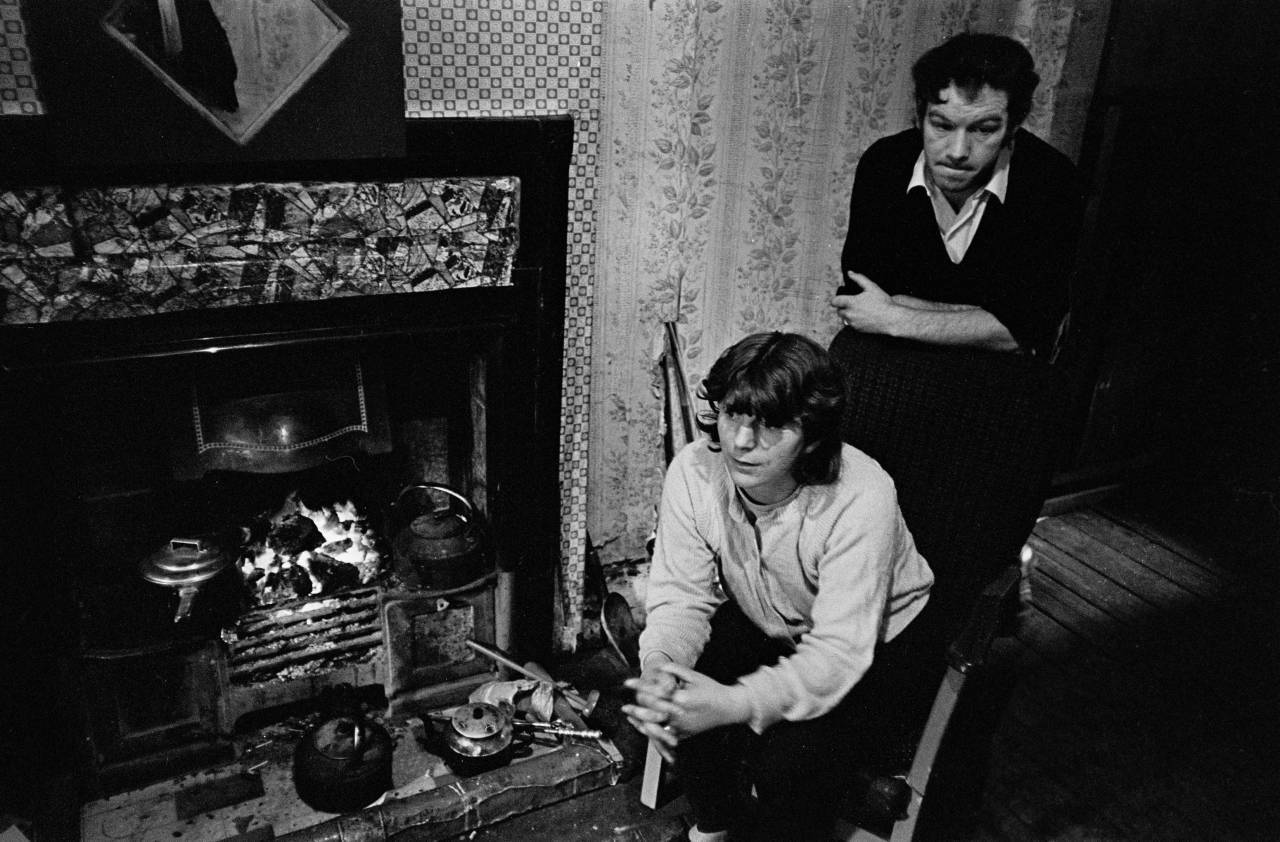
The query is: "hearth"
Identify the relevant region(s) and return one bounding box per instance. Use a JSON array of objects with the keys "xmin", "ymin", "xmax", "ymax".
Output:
[{"xmin": 0, "ymin": 117, "xmax": 572, "ymax": 802}]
